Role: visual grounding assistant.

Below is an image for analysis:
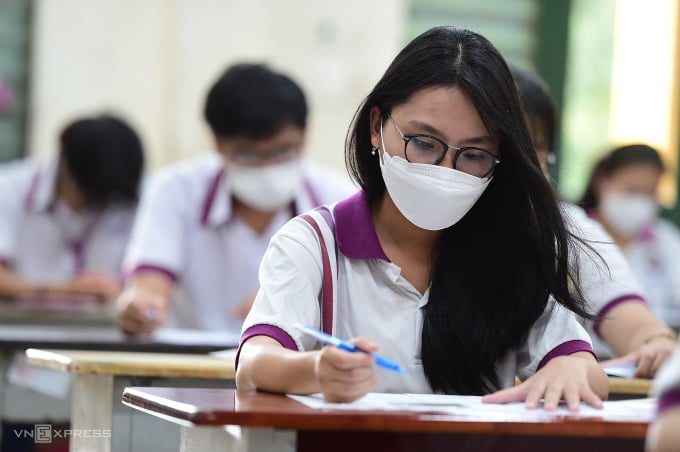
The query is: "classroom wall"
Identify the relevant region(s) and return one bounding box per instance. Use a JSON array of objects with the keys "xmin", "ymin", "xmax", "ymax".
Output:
[{"xmin": 27, "ymin": 0, "xmax": 406, "ymax": 172}]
